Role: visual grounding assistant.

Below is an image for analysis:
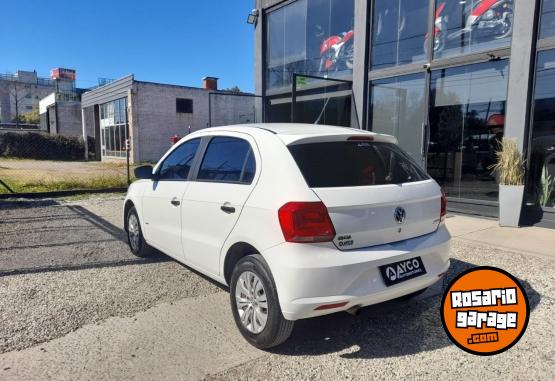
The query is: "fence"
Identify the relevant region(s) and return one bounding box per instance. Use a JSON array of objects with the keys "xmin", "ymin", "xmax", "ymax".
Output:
[{"xmin": 2, "ymin": 92, "xmax": 263, "ymax": 197}]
